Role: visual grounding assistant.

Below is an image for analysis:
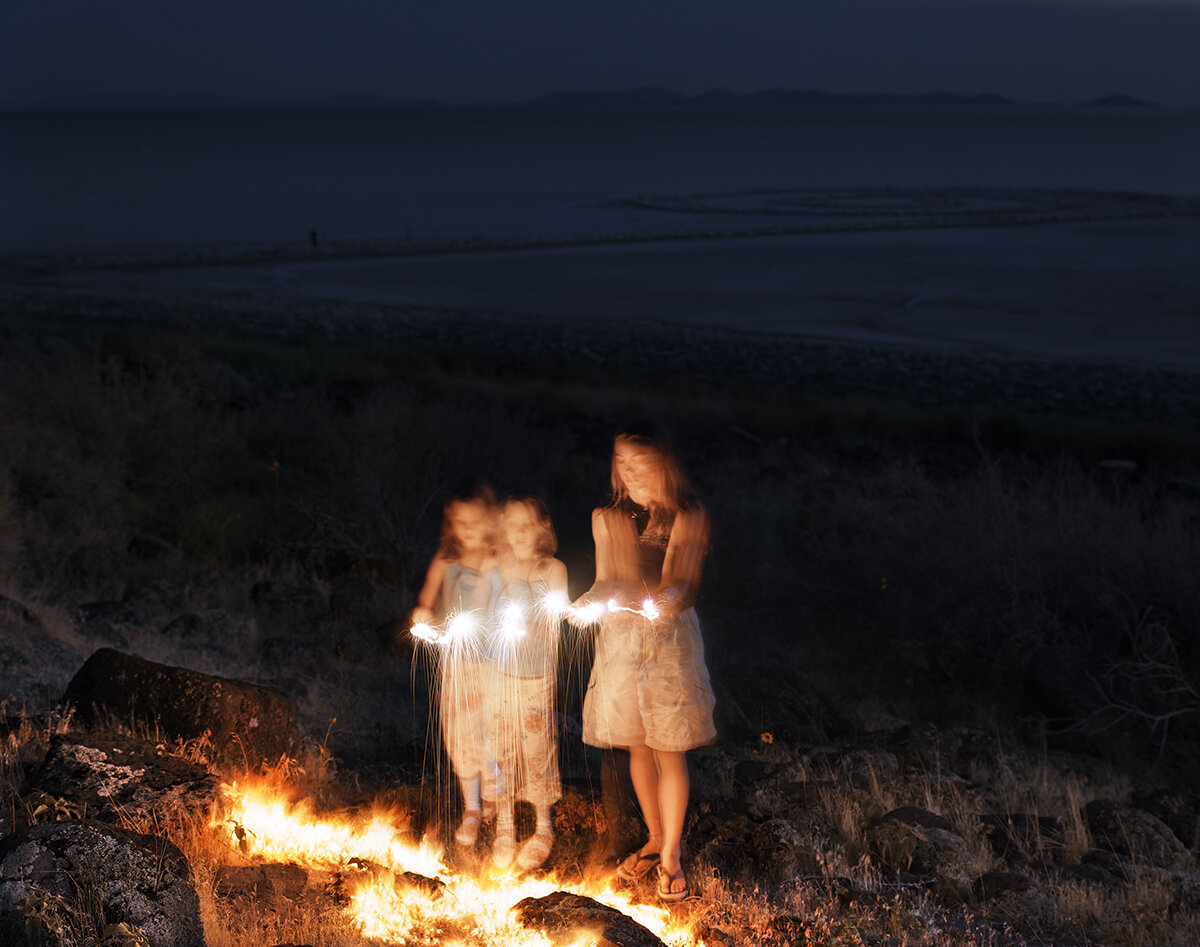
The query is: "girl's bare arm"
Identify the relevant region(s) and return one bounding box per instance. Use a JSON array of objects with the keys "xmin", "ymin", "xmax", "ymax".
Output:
[
  {"xmin": 656, "ymin": 505, "xmax": 710, "ymax": 615},
  {"xmin": 411, "ymin": 554, "xmax": 448, "ymax": 625},
  {"xmin": 573, "ymin": 508, "xmax": 616, "ymax": 607}
]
